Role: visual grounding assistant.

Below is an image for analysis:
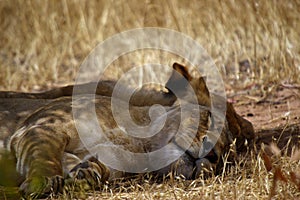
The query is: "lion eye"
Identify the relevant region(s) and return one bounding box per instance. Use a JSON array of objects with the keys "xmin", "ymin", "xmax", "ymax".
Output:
[
  {"xmin": 198, "ymin": 136, "xmax": 213, "ymax": 157},
  {"xmin": 197, "ymin": 136, "xmax": 218, "ymax": 163}
]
